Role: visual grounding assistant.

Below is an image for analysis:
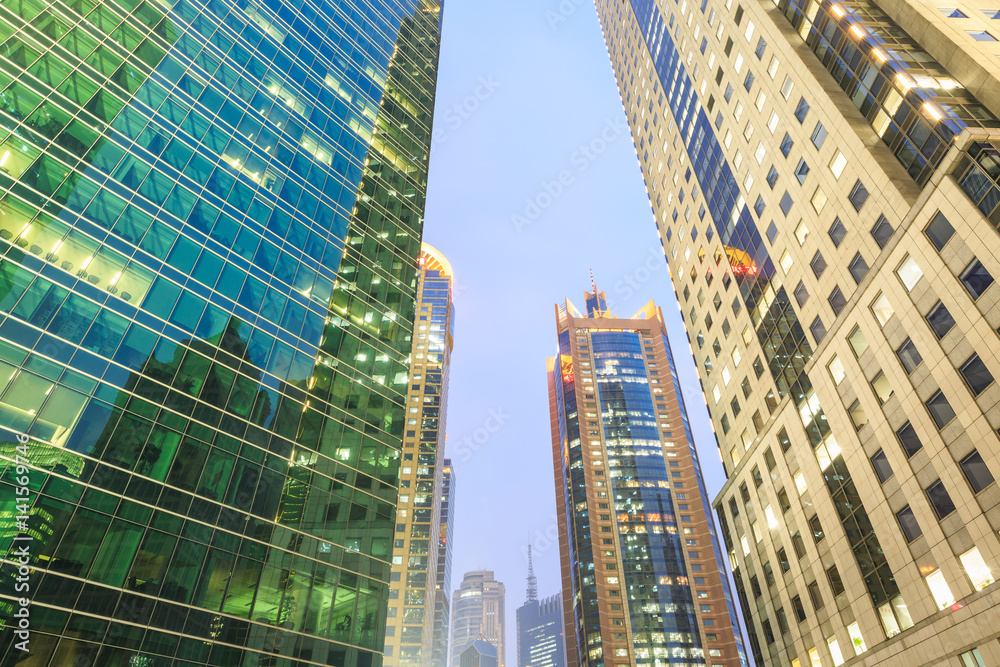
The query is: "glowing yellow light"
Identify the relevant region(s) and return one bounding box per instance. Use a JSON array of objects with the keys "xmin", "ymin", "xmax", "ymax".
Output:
[
  {"xmin": 830, "ymin": 4, "xmax": 844, "ymax": 16},
  {"xmin": 896, "ymin": 72, "xmax": 917, "ymax": 90},
  {"xmin": 849, "ymin": 24, "xmax": 865, "ymax": 38},
  {"xmin": 923, "ymin": 102, "xmax": 943, "ymax": 121},
  {"xmin": 110, "ymin": 271, "xmax": 122, "ymax": 286},
  {"xmin": 0, "ymin": 150, "xmax": 9, "ymax": 166},
  {"xmin": 871, "ymin": 48, "xmax": 887, "ymax": 62},
  {"xmin": 81, "ymin": 256, "xmax": 92, "ymax": 270}
]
